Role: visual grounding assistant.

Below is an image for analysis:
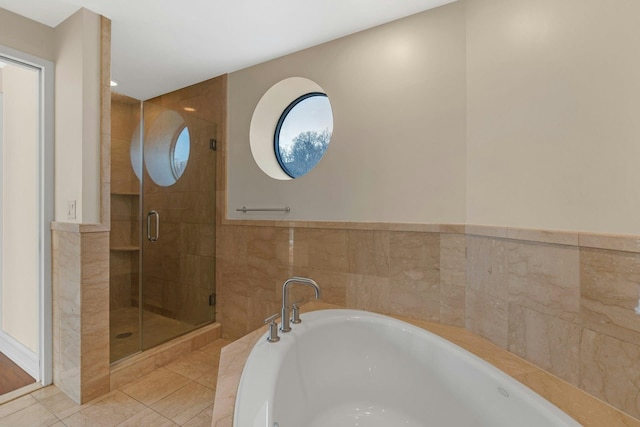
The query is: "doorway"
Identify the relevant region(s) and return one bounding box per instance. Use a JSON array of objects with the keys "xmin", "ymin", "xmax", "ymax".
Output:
[{"xmin": 0, "ymin": 48, "xmax": 54, "ymax": 397}]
